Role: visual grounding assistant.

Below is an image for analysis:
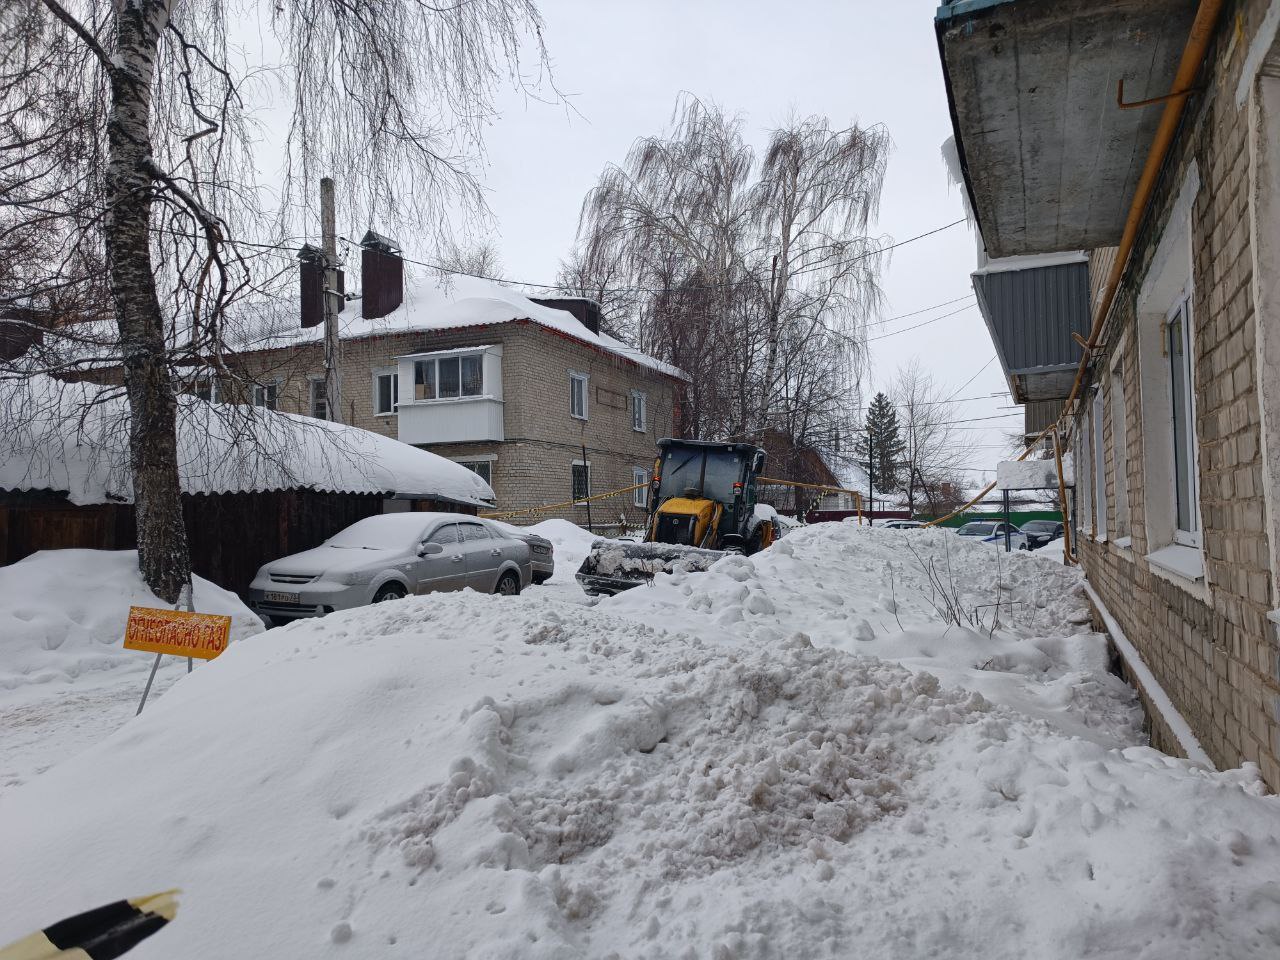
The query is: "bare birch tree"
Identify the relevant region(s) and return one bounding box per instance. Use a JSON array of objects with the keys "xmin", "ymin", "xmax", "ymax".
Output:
[
  {"xmin": 567, "ymin": 96, "xmax": 889, "ymax": 466},
  {"xmin": 1, "ymin": 0, "xmax": 550, "ymax": 601},
  {"xmin": 891, "ymin": 358, "xmax": 975, "ymax": 514}
]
